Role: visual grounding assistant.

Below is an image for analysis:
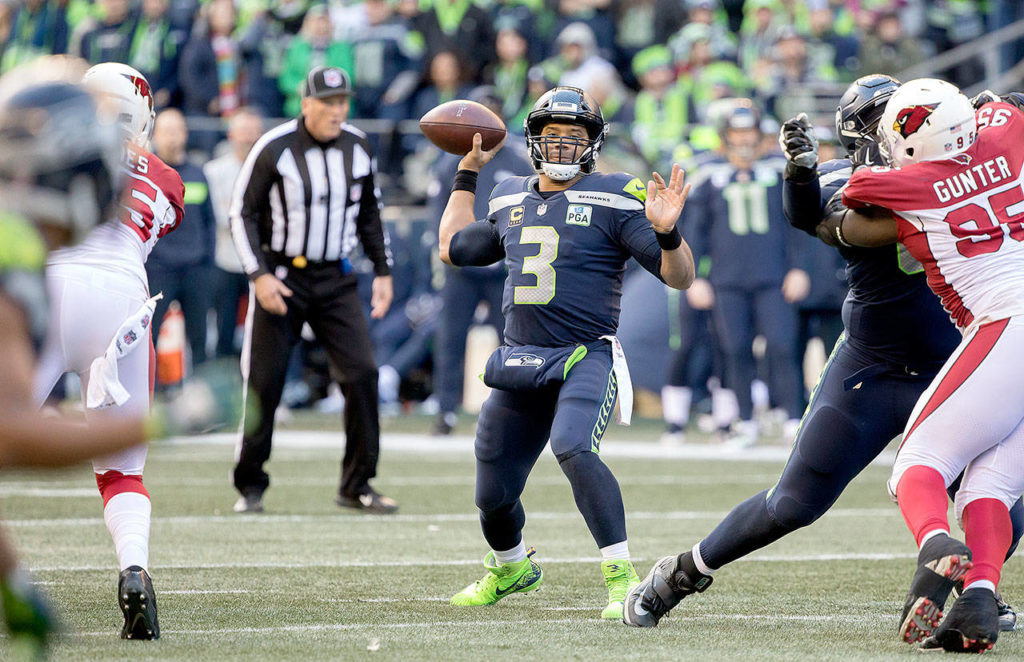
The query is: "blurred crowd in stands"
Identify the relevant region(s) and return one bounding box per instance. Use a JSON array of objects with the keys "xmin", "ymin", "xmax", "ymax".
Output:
[{"xmin": 6, "ymin": 0, "xmax": 1022, "ymax": 436}]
